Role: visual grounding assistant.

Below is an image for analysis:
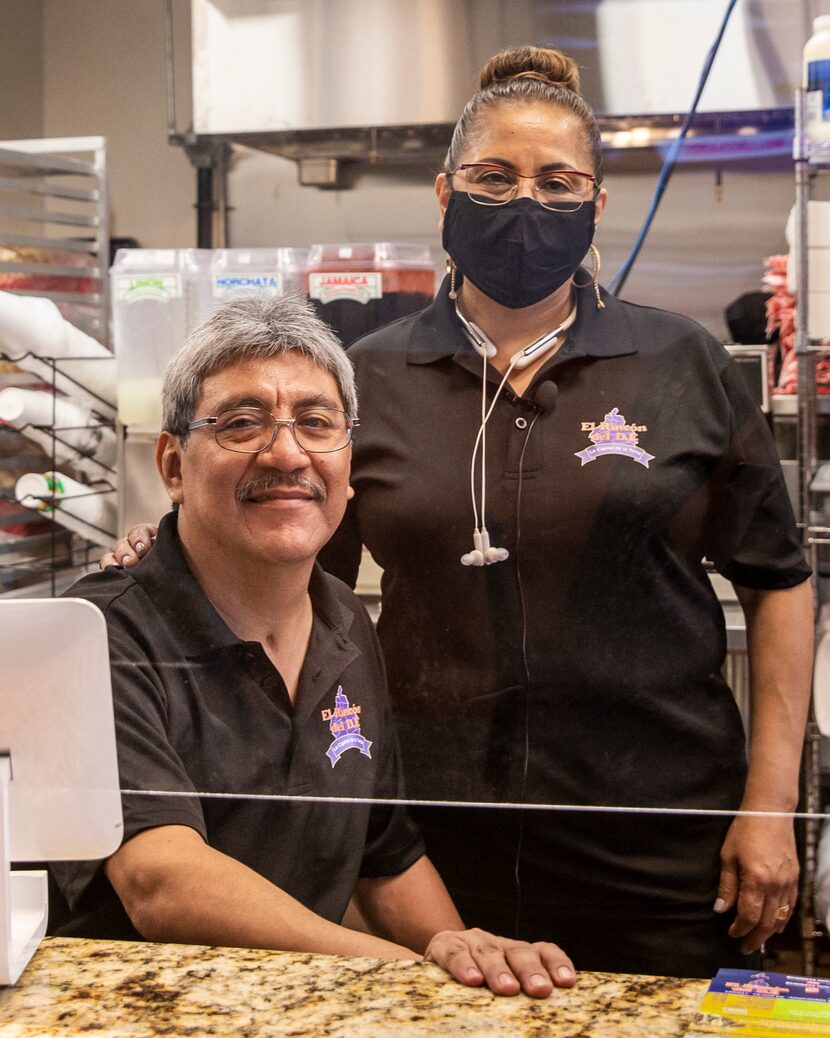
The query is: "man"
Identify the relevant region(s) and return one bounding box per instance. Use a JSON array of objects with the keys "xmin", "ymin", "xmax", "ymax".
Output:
[{"xmin": 52, "ymin": 296, "xmax": 575, "ymax": 998}]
